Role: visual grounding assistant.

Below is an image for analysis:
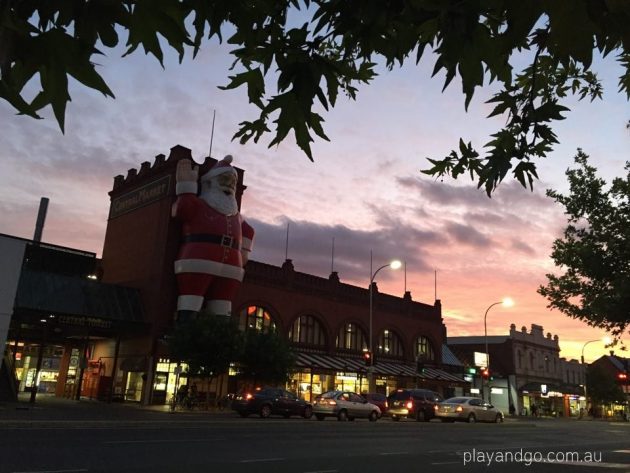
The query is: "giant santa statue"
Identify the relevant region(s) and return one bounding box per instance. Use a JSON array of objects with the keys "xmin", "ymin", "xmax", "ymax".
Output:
[{"xmin": 172, "ymin": 155, "xmax": 254, "ymax": 321}]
